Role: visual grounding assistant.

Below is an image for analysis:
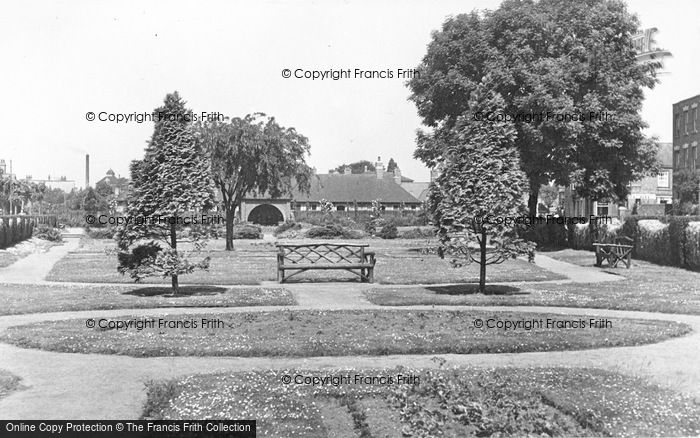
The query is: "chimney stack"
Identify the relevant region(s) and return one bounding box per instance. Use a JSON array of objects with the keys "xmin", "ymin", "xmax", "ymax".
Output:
[
  {"xmin": 85, "ymin": 154, "xmax": 90, "ymax": 188},
  {"xmin": 375, "ymin": 156, "xmax": 384, "ymax": 179},
  {"xmin": 393, "ymin": 167, "xmax": 402, "ymax": 185}
]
